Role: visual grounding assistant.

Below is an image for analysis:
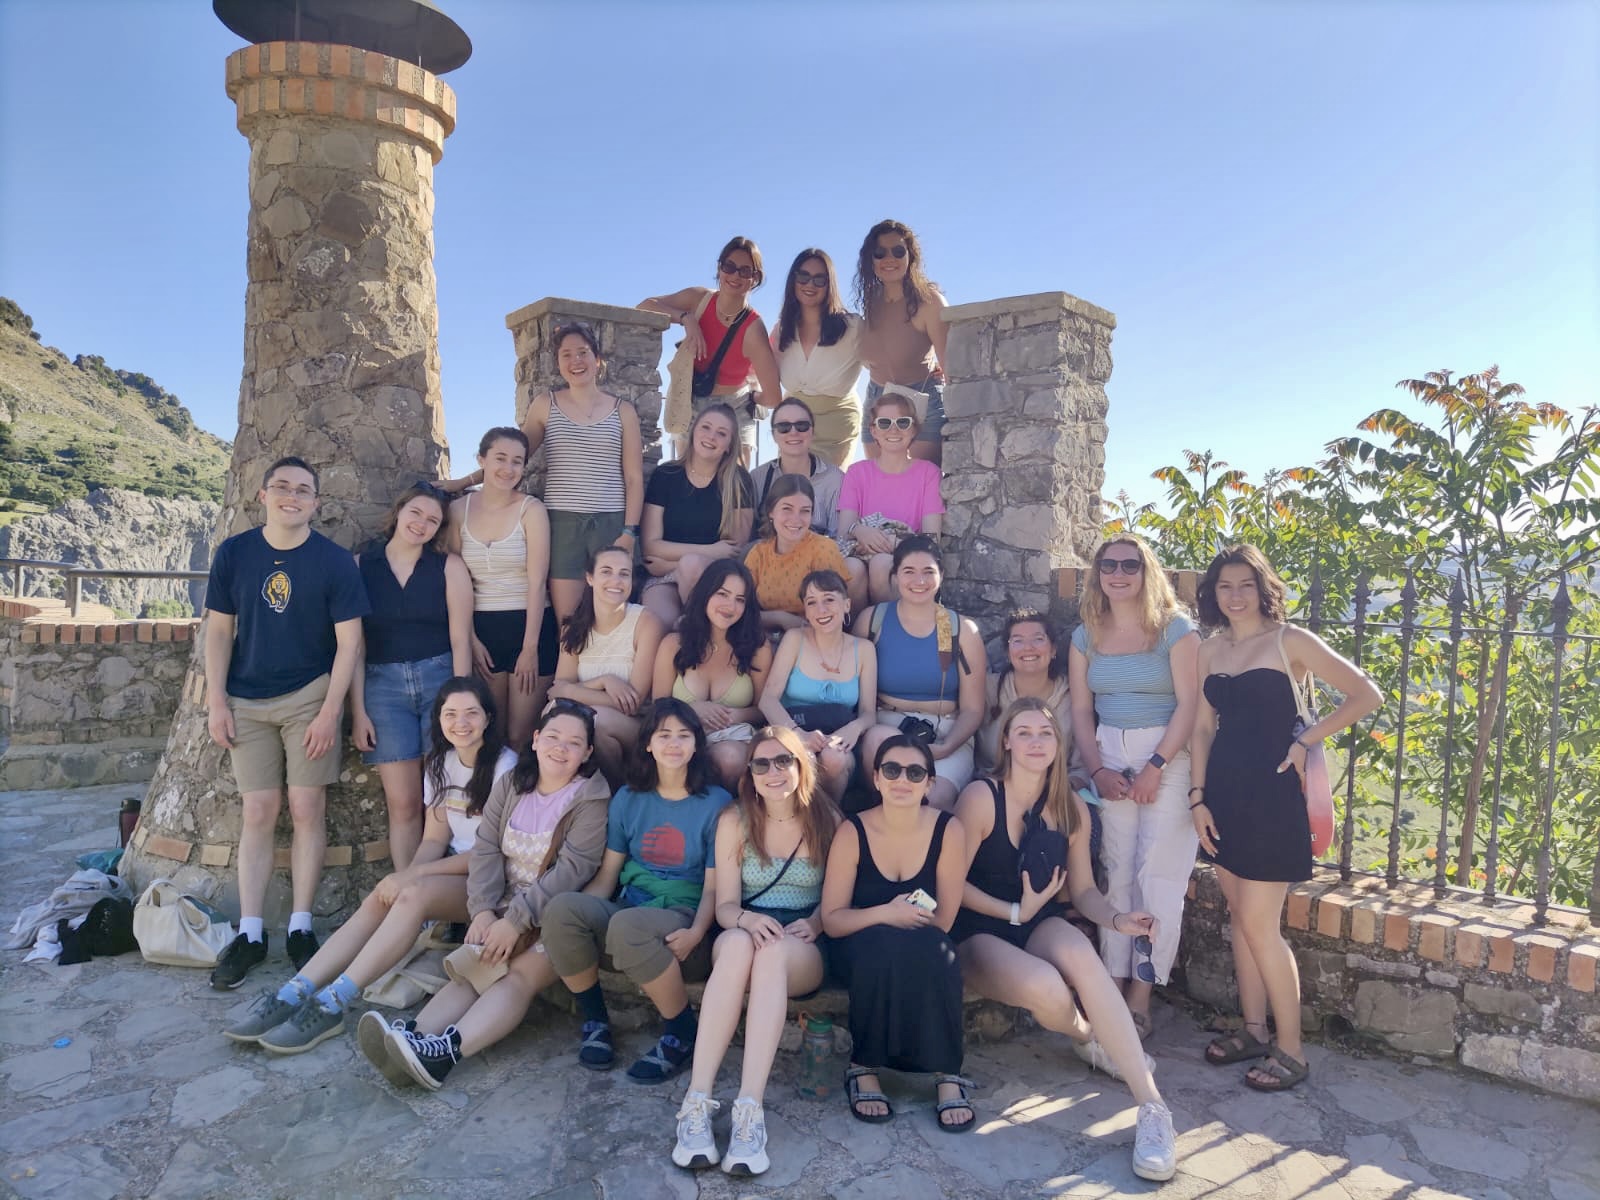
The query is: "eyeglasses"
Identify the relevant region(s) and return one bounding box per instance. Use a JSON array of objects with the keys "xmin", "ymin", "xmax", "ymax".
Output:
[
  {"xmin": 719, "ymin": 260, "xmax": 758, "ymax": 279},
  {"xmin": 1098, "ymin": 558, "xmax": 1144, "ymax": 575},
  {"xmin": 266, "ymin": 483, "xmax": 317, "ymax": 499},
  {"xmin": 547, "ymin": 697, "xmax": 595, "ymax": 720},
  {"xmin": 878, "ymin": 761, "xmax": 930, "ymax": 783},
  {"xmin": 793, "ymin": 270, "xmax": 829, "ymax": 288},
  {"xmin": 772, "ymin": 420, "xmax": 813, "ymax": 435},
  {"xmin": 1134, "ymin": 934, "xmax": 1156, "ymax": 983},
  {"xmin": 873, "ymin": 416, "xmax": 915, "ymax": 431},
  {"xmin": 872, "ymin": 244, "xmax": 909, "ymax": 260},
  {"xmin": 749, "ymin": 753, "xmax": 798, "ymax": 774}
]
